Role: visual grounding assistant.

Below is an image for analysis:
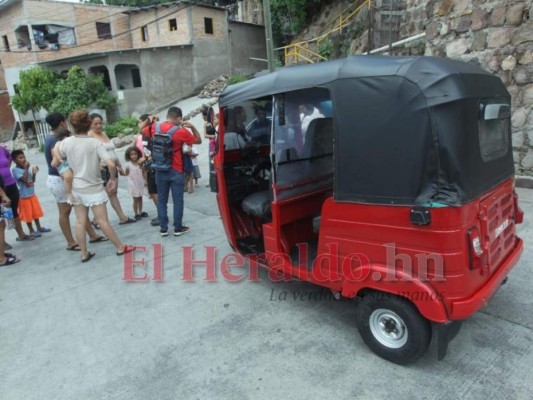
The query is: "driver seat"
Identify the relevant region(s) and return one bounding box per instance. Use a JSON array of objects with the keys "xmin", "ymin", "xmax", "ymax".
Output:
[{"xmin": 242, "ymin": 191, "xmax": 271, "ymax": 219}]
